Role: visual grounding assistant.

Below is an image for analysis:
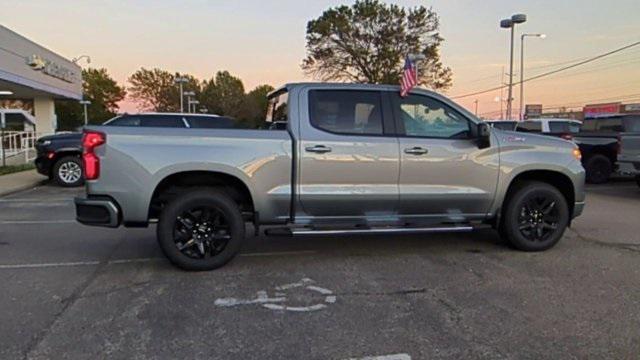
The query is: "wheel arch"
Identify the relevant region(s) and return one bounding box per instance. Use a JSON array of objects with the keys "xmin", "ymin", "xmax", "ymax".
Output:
[
  {"xmin": 148, "ymin": 170, "xmax": 255, "ymax": 220},
  {"xmin": 498, "ymin": 169, "xmax": 576, "ymax": 226}
]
